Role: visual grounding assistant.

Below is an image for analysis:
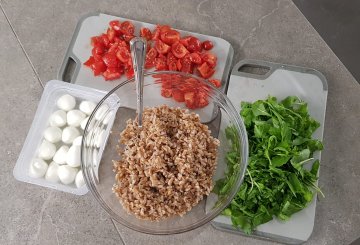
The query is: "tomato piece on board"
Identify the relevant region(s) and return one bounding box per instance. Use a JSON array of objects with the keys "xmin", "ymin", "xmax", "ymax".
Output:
[
  {"xmin": 166, "ymin": 52, "xmax": 177, "ymax": 65},
  {"xmin": 152, "ymin": 28, "xmax": 161, "ymax": 40},
  {"xmin": 123, "ymin": 34, "xmax": 135, "ymax": 42},
  {"xmin": 197, "ymin": 62, "xmax": 215, "ymax": 79},
  {"xmin": 103, "ymin": 67, "xmax": 123, "ymax": 81},
  {"xmin": 84, "ymin": 56, "xmax": 95, "ymax": 67},
  {"xmin": 91, "ymin": 60, "xmax": 107, "ymax": 76},
  {"xmin": 187, "ymin": 37, "xmax": 202, "ymax": 52},
  {"xmin": 107, "ymin": 28, "xmax": 116, "ymax": 42},
  {"xmin": 172, "ymin": 89, "xmax": 185, "ymax": 102},
  {"xmin": 161, "ymin": 30, "xmax": 180, "ymax": 45},
  {"xmin": 120, "ymin": 21, "xmax": 135, "ymax": 35},
  {"xmin": 107, "ymin": 43, "xmax": 119, "ymax": 54},
  {"xmin": 102, "ymin": 53, "xmax": 120, "ymax": 68},
  {"xmin": 109, "ymin": 20, "xmax": 122, "ymax": 34},
  {"xmin": 155, "ymin": 39, "xmax": 171, "ymax": 54},
  {"xmin": 179, "ymin": 36, "xmax": 192, "ymax": 47},
  {"xmin": 196, "ymin": 92, "xmax": 209, "ymax": 108},
  {"xmin": 171, "ymin": 42, "xmax": 189, "ymax": 59},
  {"xmin": 189, "ymin": 52, "xmax": 202, "ymax": 64},
  {"xmin": 184, "ymin": 92, "xmax": 196, "ymax": 109},
  {"xmin": 161, "ymin": 88, "xmax": 172, "ymax": 98},
  {"xmin": 180, "ymin": 55, "xmax": 193, "ymax": 73},
  {"xmin": 168, "ymin": 61, "xmax": 178, "ymax": 71},
  {"xmin": 201, "ymin": 52, "xmax": 217, "ymax": 68},
  {"xmin": 202, "ymin": 40, "xmax": 214, "ymax": 50},
  {"xmin": 92, "ymin": 46, "xmax": 105, "ymax": 56},
  {"xmin": 147, "ymin": 47, "xmax": 158, "ymax": 59},
  {"xmin": 159, "ymin": 25, "xmax": 171, "ymax": 34},
  {"xmin": 100, "ymin": 34, "xmax": 110, "ymax": 48},
  {"xmin": 155, "ymin": 56, "xmax": 168, "ymax": 70},
  {"xmin": 91, "ymin": 36, "xmax": 103, "ymax": 47},
  {"xmin": 209, "ymin": 79, "xmax": 221, "ymax": 88},
  {"xmin": 116, "ymin": 47, "xmax": 131, "ymax": 63},
  {"xmin": 125, "ymin": 68, "xmax": 134, "ymax": 79},
  {"xmin": 140, "ymin": 27, "xmax": 152, "ymax": 40}
]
